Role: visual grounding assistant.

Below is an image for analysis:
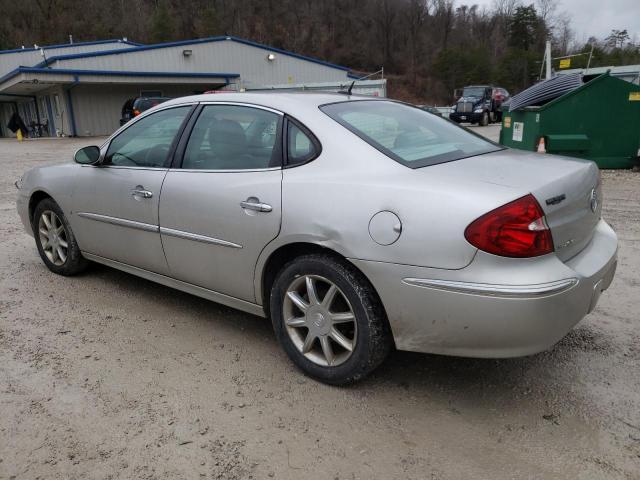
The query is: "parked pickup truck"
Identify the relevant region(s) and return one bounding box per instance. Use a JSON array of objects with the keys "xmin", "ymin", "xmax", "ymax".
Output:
[{"xmin": 449, "ymin": 85, "xmax": 510, "ymax": 126}]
